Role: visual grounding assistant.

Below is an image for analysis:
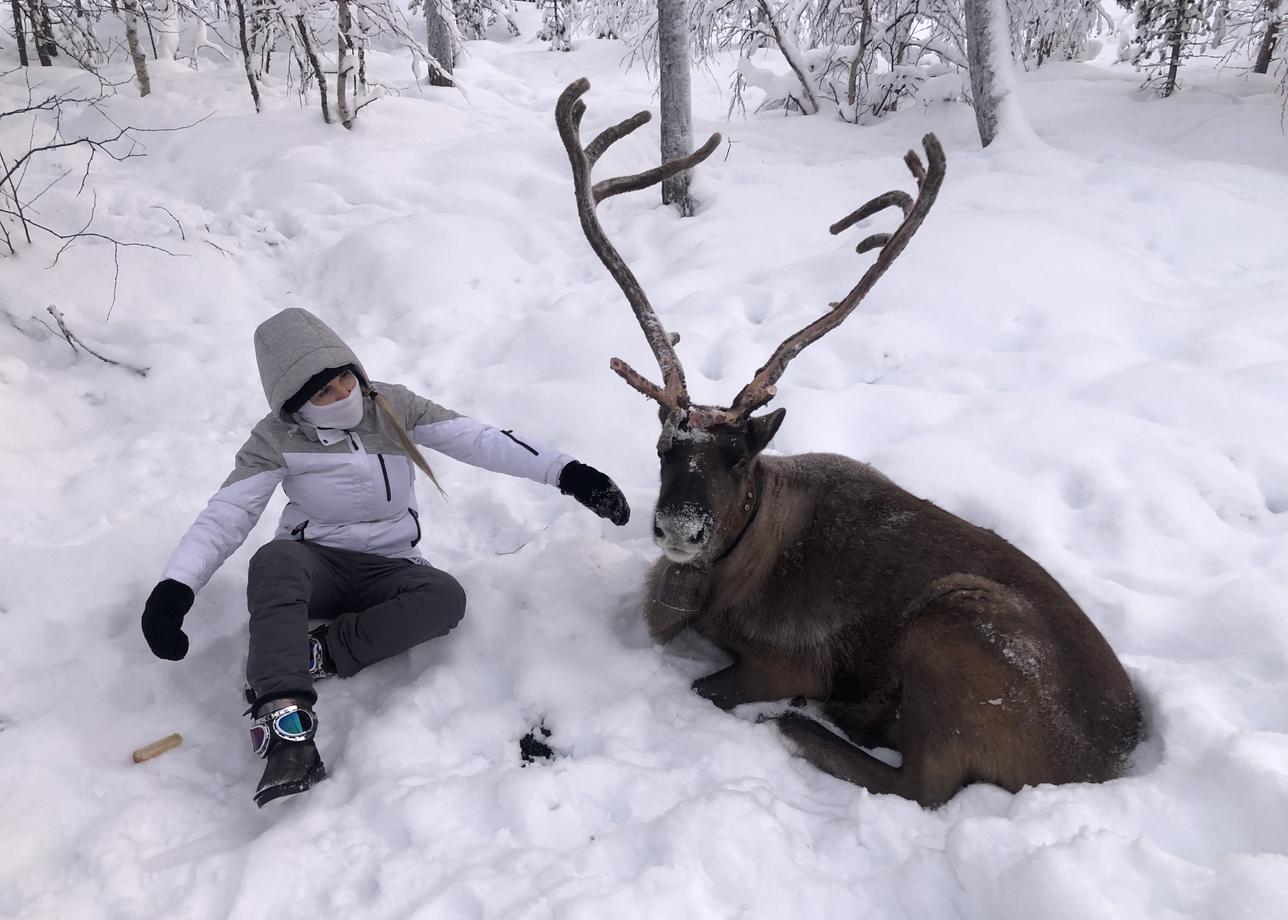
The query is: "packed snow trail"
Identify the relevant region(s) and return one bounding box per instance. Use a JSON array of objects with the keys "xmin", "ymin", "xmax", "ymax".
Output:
[{"xmin": 3, "ymin": 22, "xmax": 1288, "ymax": 920}]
